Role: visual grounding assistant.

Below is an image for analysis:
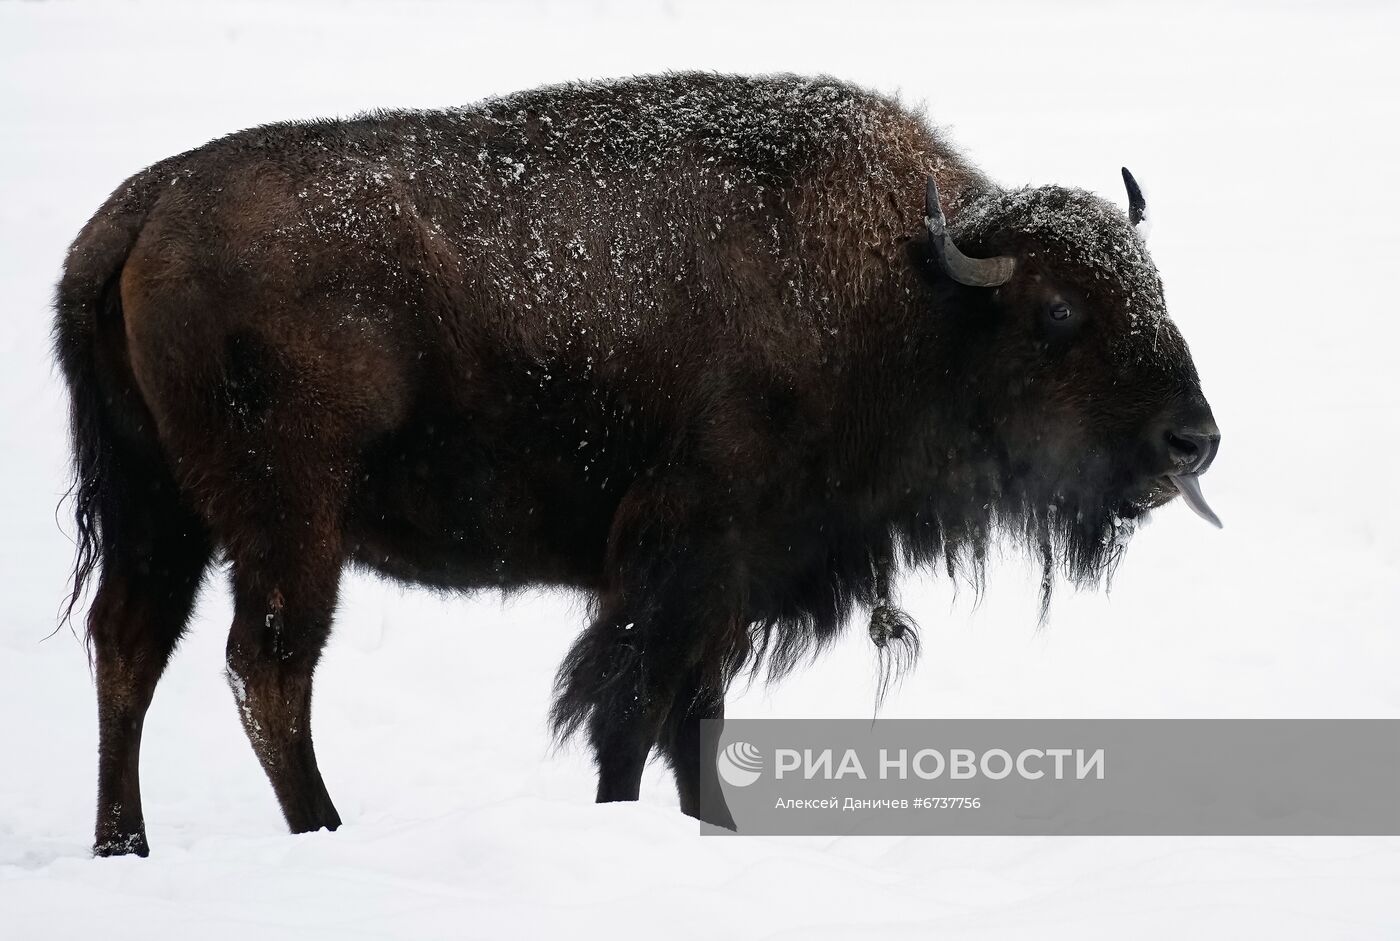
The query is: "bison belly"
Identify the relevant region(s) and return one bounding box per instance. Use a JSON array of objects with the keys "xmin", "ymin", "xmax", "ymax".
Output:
[{"xmin": 344, "ymin": 401, "xmax": 629, "ymax": 593}]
